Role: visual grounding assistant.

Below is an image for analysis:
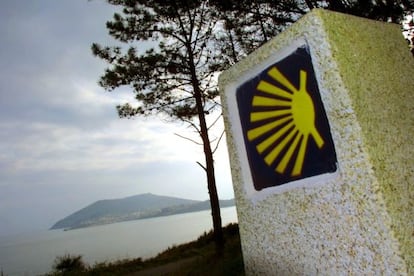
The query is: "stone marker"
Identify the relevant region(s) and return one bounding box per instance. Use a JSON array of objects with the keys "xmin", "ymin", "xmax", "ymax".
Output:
[{"xmin": 219, "ymin": 9, "xmax": 414, "ymax": 275}]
